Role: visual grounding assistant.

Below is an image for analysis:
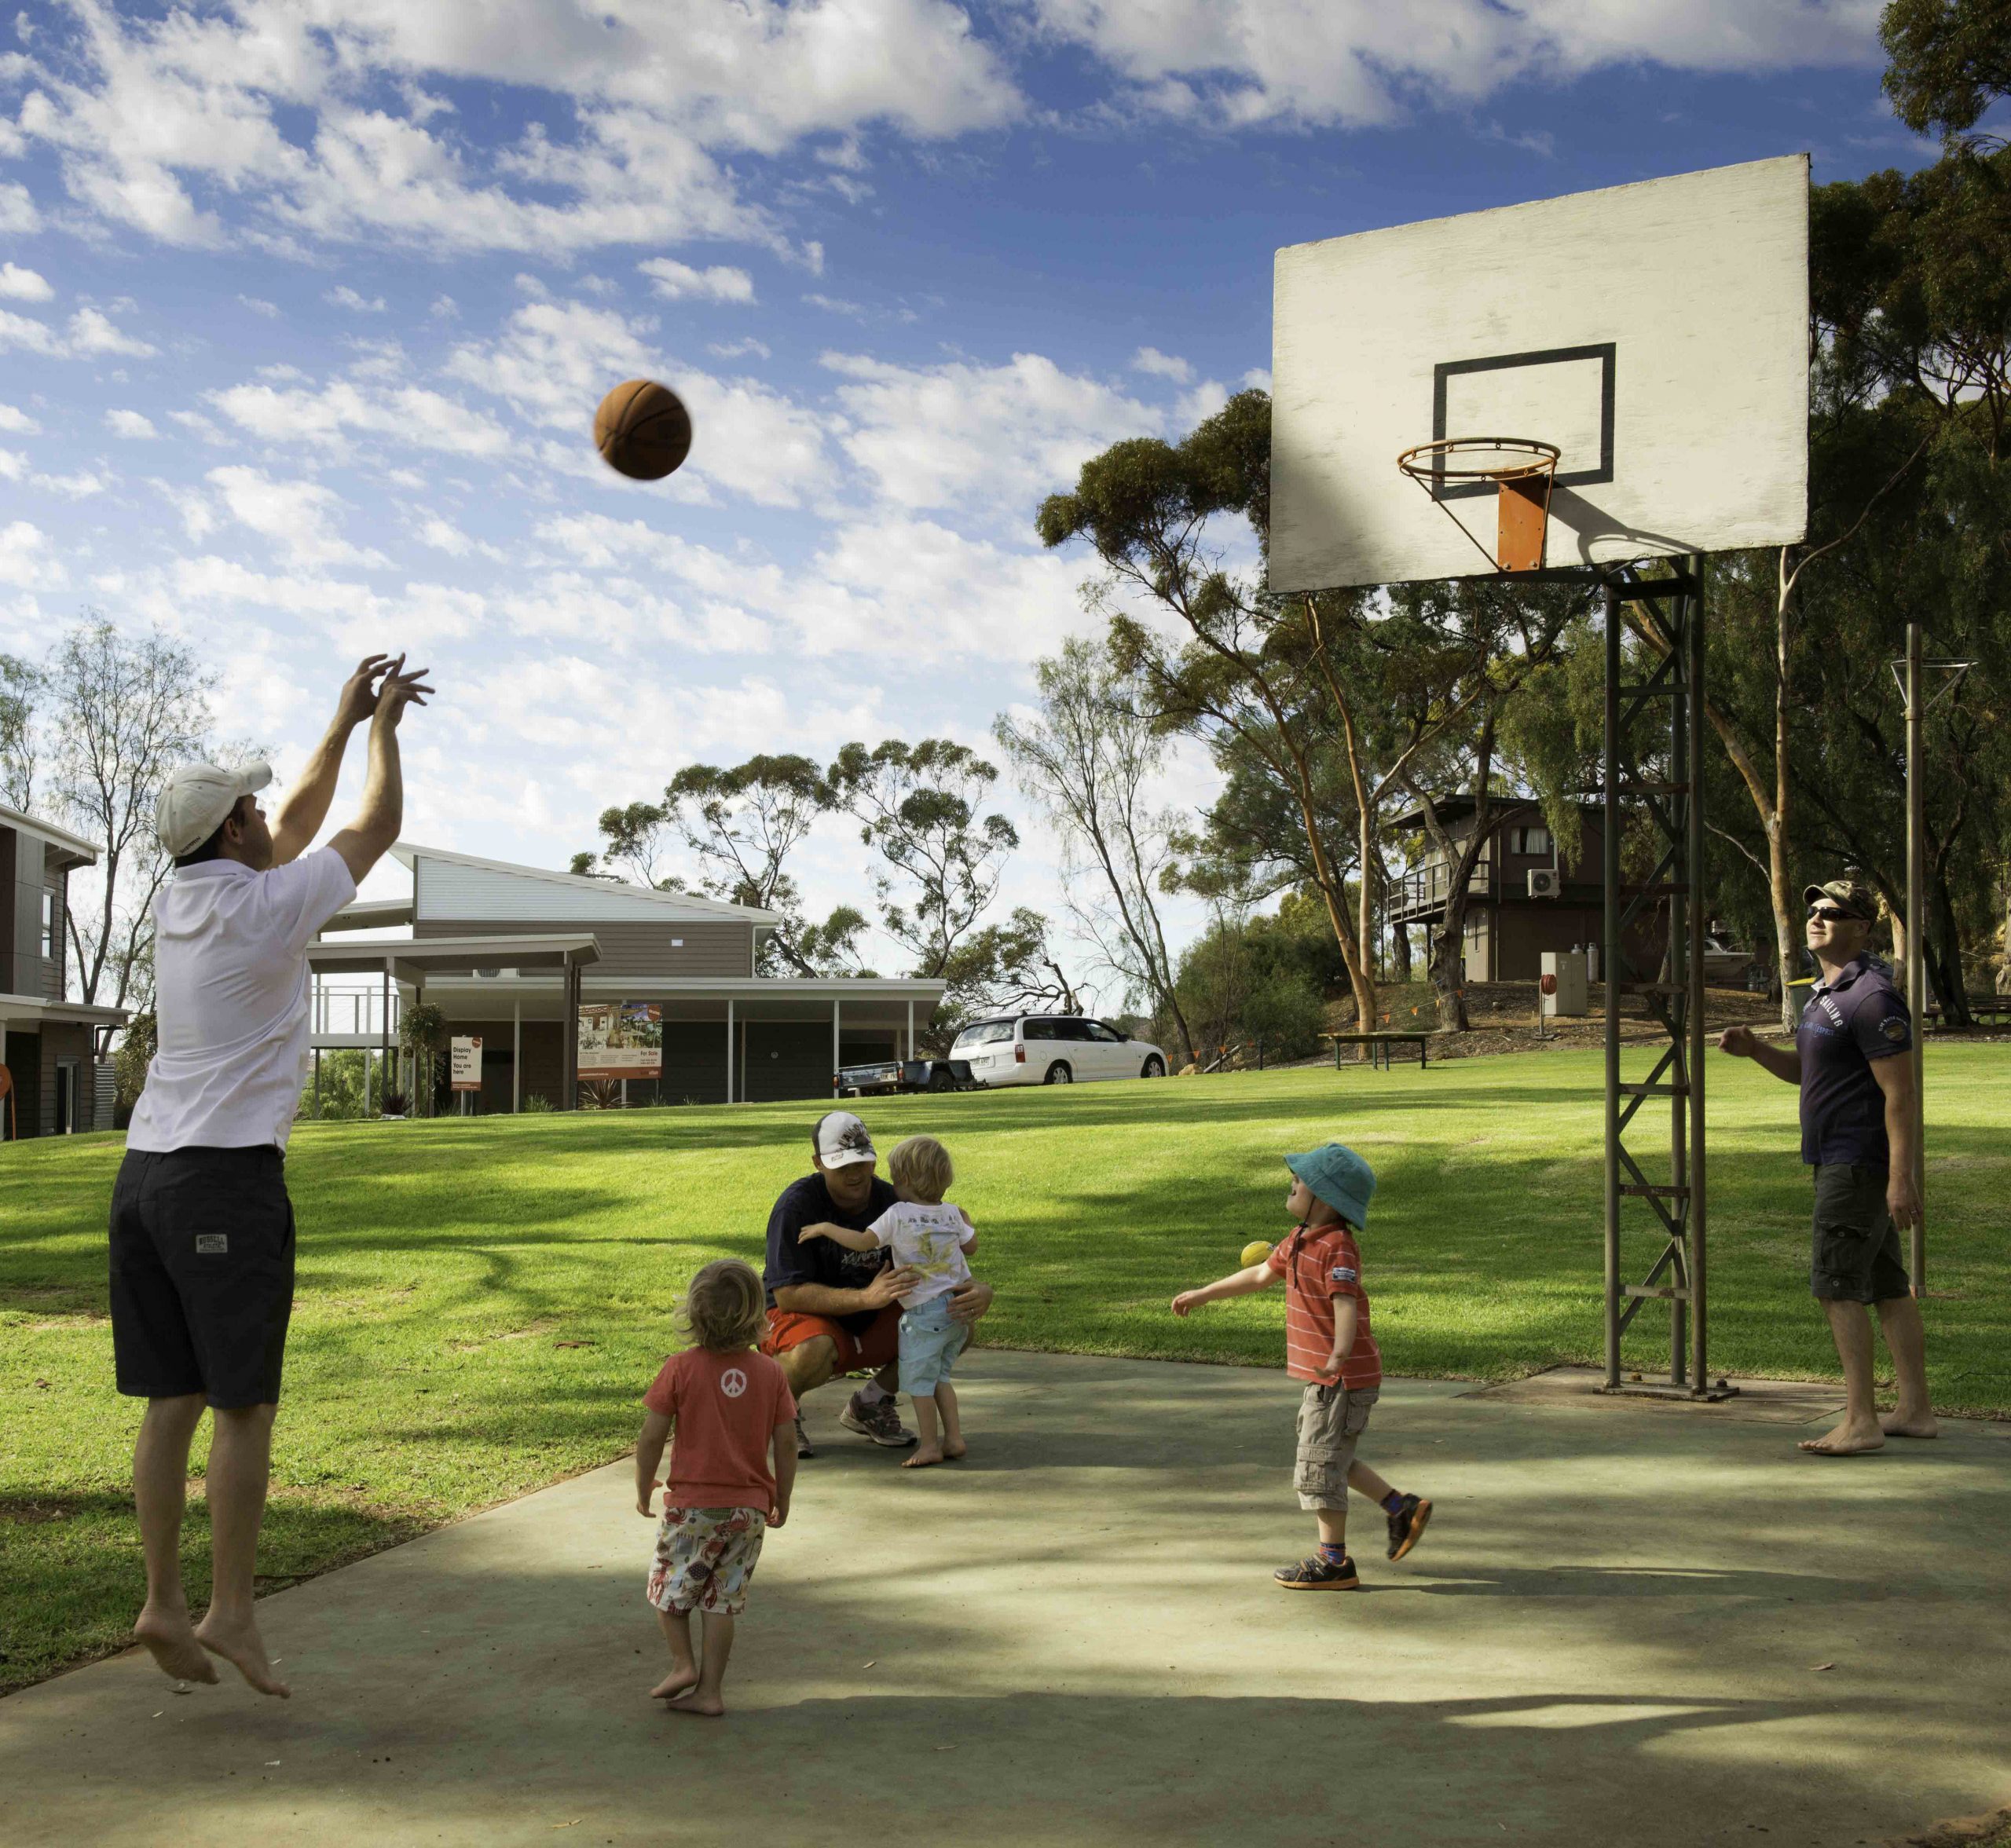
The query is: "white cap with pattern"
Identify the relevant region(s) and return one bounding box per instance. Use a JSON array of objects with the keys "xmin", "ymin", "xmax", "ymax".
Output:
[{"xmin": 156, "ymin": 759, "xmax": 273, "ymax": 858}]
